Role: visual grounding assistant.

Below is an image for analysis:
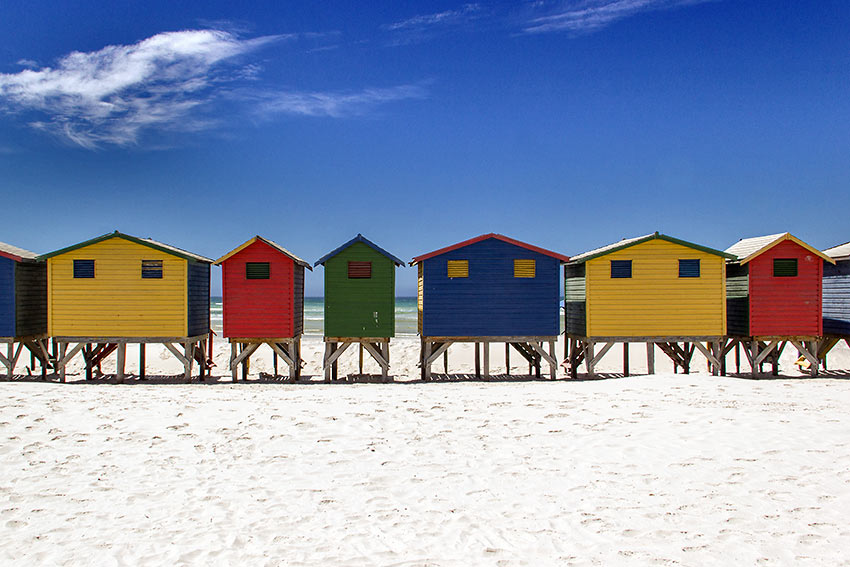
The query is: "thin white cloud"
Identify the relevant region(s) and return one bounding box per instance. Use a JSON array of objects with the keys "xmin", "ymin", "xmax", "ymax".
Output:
[
  {"xmin": 249, "ymin": 84, "xmax": 428, "ymax": 118},
  {"xmin": 16, "ymin": 59, "xmax": 38, "ymax": 68},
  {"xmin": 0, "ymin": 30, "xmax": 283, "ymax": 148},
  {"xmin": 523, "ymin": 0, "xmax": 714, "ymax": 34},
  {"xmin": 385, "ymin": 3, "xmax": 483, "ymax": 31}
]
